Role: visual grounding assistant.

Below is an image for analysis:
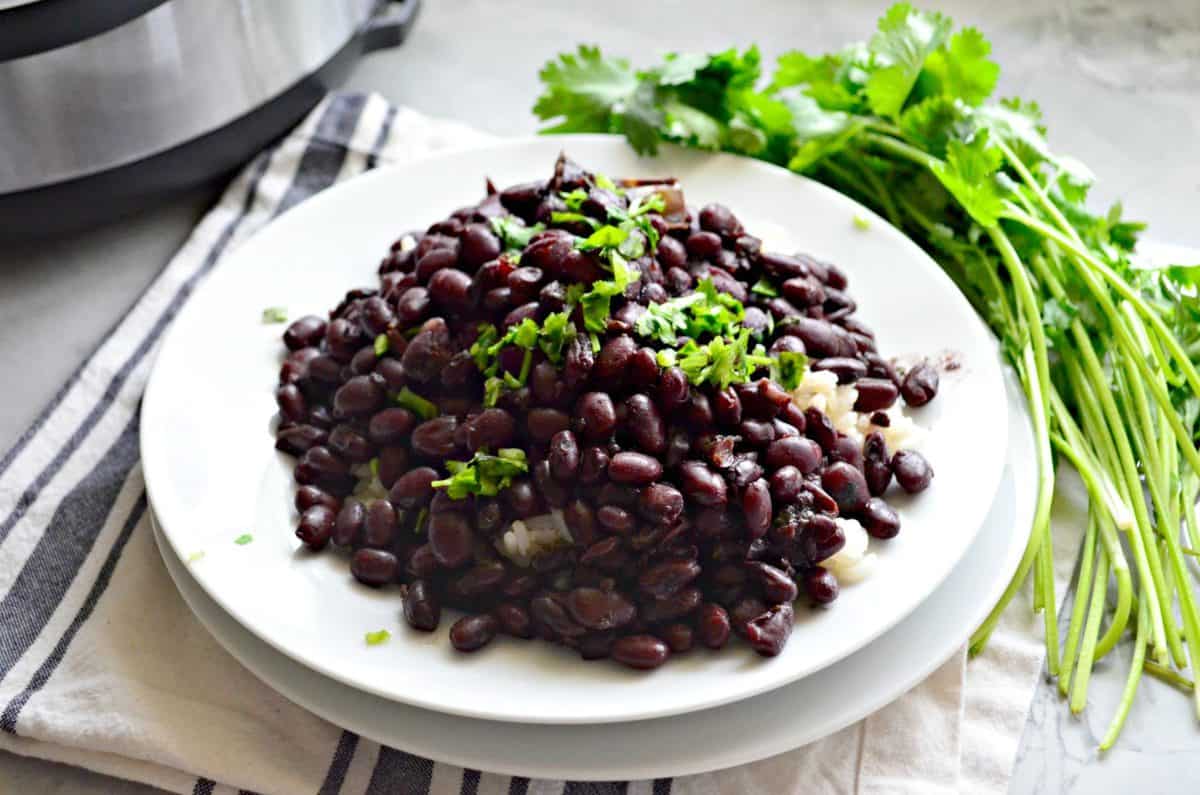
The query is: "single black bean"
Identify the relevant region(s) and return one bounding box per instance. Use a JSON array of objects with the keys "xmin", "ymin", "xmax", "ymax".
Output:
[
  {"xmin": 284, "ymin": 315, "xmax": 327, "ymax": 351},
  {"xmin": 892, "ymin": 449, "xmax": 934, "ymax": 493},
  {"xmin": 403, "ymin": 579, "xmax": 441, "ymax": 630},
  {"xmin": 327, "ymin": 424, "xmax": 374, "ymax": 463},
  {"xmin": 548, "ymin": 430, "xmax": 581, "ymax": 481},
  {"xmin": 624, "ymin": 393, "xmax": 667, "ymax": 454},
  {"xmin": 743, "ymin": 602, "xmax": 794, "ymax": 657},
  {"xmin": 798, "ymin": 515, "xmax": 845, "ymax": 564},
  {"xmin": 697, "ymin": 603, "xmax": 732, "ymax": 649},
  {"xmin": 611, "ymin": 635, "xmax": 670, "ymax": 670},
  {"xmin": 657, "ymin": 236, "xmax": 688, "ymax": 270},
  {"xmin": 607, "ymin": 451, "xmax": 662, "ymax": 485},
  {"xmin": 781, "ymin": 276, "xmax": 826, "ymax": 307},
  {"xmin": 296, "ymin": 505, "xmax": 335, "ymax": 550},
  {"xmin": 698, "ymin": 203, "xmax": 742, "ymax": 238},
  {"xmin": 854, "ymin": 378, "xmax": 900, "ymax": 412},
  {"xmin": 525, "ymin": 408, "xmax": 569, "ymax": 443},
  {"xmin": 388, "ymin": 467, "xmax": 437, "ymax": 508},
  {"xmin": 533, "ymin": 459, "xmax": 568, "ymax": 508},
  {"xmin": 594, "ymin": 335, "xmax": 637, "ymax": 382},
  {"xmin": 804, "ymin": 407, "xmax": 838, "ymax": 452},
  {"xmin": 765, "ymin": 436, "xmax": 823, "ymax": 474},
  {"xmin": 276, "ymin": 384, "xmax": 307, "ymax": 423},
  {"xmin": 638, "ymin": 560, "xmax": 701, "ymax": 599},
  {"xmin": 574, "ymin": 392, "xmax": 617, "ymax": 442},
  {"xmin": 494, "ymin": 602, "xmax": 534, "ymax": 638},
  {"xmin": 578, "ymin": 445, "xmax": 610, "ymax": 484},
  {"xmin": 597, "ymin": 505, "xmax": 636, "ymax": 534},
  {"xmin": 804, "ymin": 566, "xmax": 839, "ymax": 604},
  {"xmin": 769, "ymin": 465, "xmax": 804, "ymax": 506},
  {"xmin": 566, "ymin": 587, "xmax": 637, "ymax": 630},
  {"xmin": 628, "ymin": 348, "xmax": 660, "ymax": 390},
  {"xmin": 822, "ymin": 461, "xmax": 870, "ymax": 515},
  {"xmin": 464, "ymin": 408, "xmax": 516, "ymax": 451},
  {"xmin": 275, "ymin": 424, "xmax": 328, "ymax": 456},
  {"xmin": 742, "ymin": 478, "xmax": 773, "ymax": 540},
  {"xmin": 530, "ymin": 594, "xmax": 586, "ymax": 638},
  {"xmin": 415, "ymin": 247, "xmax": 458, "ymax": 283},
  {"xmin": 428, "ymin": 511, "xmax": 474, "ymax": 568},
  {"xmin": 656, "ymin": 367, "xmax": 690, "ymax": 412},
  {"xmin": 504, "ymin": 478, "xmax": 542, "ymax": 519},
  {"xmin": 641, "ymin": 586, "xmax": 702, "ymax": 623},
  {"xmin": 295, "ymin": 485, "xmax": 340, "ymax": 513},
  {"xmin": 400, "ymin": 324, "xmax": 453, "ymax": 383},
  {"xmin": 458, "ymin": 223, "xmax": 502, "ymax": 271},
  {"xmin": 334, "ymin": 501, "xmax": 365, "ymax": 547},
  {"xmin": 746, "ymin": 561, "xmax": 799, "ymax": 604},
  {"xmin": 411, "ymin": 416, "xmax": 460, "ymax": 458},
  {"xmin": 830, "ymin": 434, "xmax": 864, "ymax": 470},
  {"xmin": 861, "ymin": 497, "xmax": 901, "ymax": 539},
  {"xmin": 351, "ymin": 548, "xmax": 398, "ymax": 587},
  {"xmin": 863, "ymin": 432, "xmax": 892, "ymax": 496},
  {"xmin": 363, "ymin": 500, "xmax": 398, "ymax": 549},
  {"xmin": 901, "ymin": 363, "xmax": 939, "ymax": 406},
  {"xmin": 563, "ymin": 334, "xmax": 595, "ymax": 390},
  {"xmin": 637, "ymin": 482, "xmax": 684, "ymax": 525},
  {"xmin": 674, "ymin": 461, "xmax": 725, "ymax": 507},
  {"xmin": 686, "ymin": 230, "xmax": 722, "ymax": 258},
  {"xmin": 713, "ymin": 386, "xmax": 743, "ymax": 428},
  {"xmin": 659, "ymin": 622, "xmax": 694, "ymax": 654},
  {"xmin": 450, "ymin": 614, "xmax": 499, "ymax": 652},
  {"xmin": 367, "ymin": 408, "xmax": 415, "ymax": 445}
]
